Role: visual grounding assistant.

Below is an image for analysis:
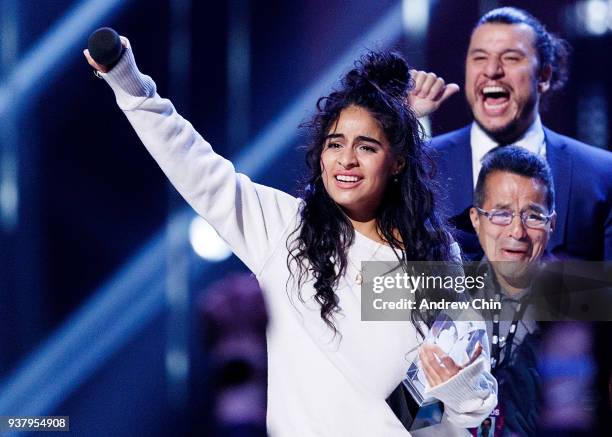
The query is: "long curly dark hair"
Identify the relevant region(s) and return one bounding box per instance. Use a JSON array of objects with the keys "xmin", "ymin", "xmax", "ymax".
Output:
[{"xmin": 287, "ymin": 51, "xmax": 454, "ymax": 333}]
